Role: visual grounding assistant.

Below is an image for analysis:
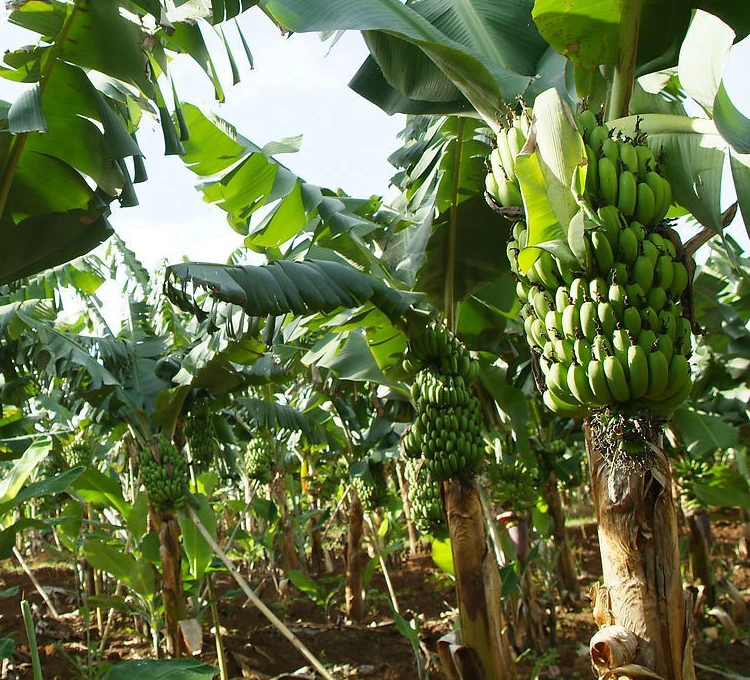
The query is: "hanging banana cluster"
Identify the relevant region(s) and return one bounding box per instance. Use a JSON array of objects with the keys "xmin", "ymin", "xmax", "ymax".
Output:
[
  {"xmin": 62, "ymin": 440, "xmax": 92, "ymax": 469},
  {"xmin": 493, "ymin": 109, "xmax": 694, "ymax": 419},
  {"xmin": 243, "ymin": 437, "xmax": 275, "ymax": 484},
  {"xmin": 485, "ymin": 114, "xmax": 529, "ymax": 208},
  {"xmin": 140, "ymin": 433, "xmax": 188, "ymax": 510},
  {"xmin": 404, "ymin": 458, "xmax": 446, "ymax": 538},
  {"xmin": 183, "ymin": 403, "xmax": 218, "ymax": 473},
  {"xmin": 351, "ymin": 459, "xmax": 389, "ymax": 512},
  {"xmin": 401, "ymin": 324, "xmax": 486, "ymax": 482}
]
